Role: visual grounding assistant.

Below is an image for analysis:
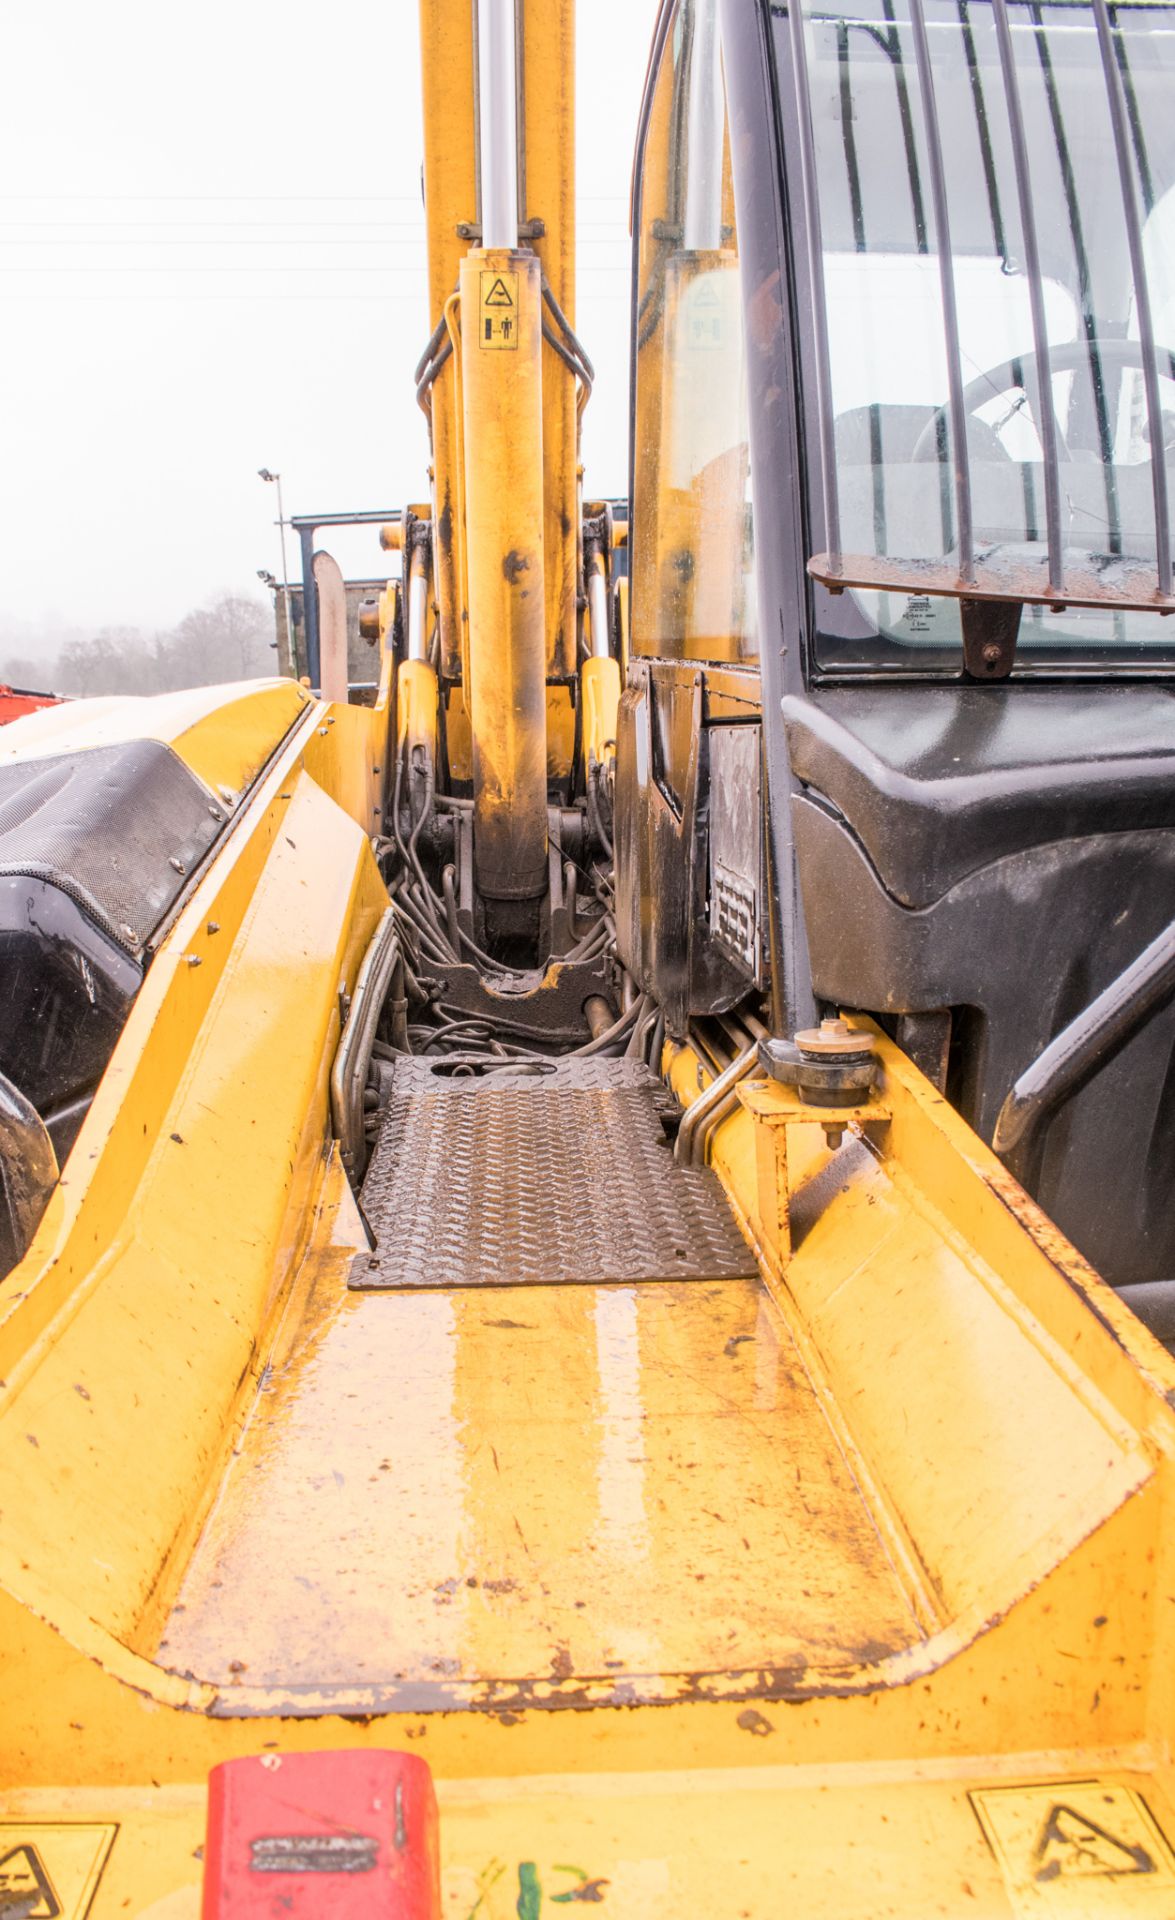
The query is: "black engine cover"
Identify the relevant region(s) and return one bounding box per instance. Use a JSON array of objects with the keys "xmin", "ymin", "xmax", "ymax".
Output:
[{"xmin": 0, "ymin": 738, "xmax": 227, "ymax": 1159}]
